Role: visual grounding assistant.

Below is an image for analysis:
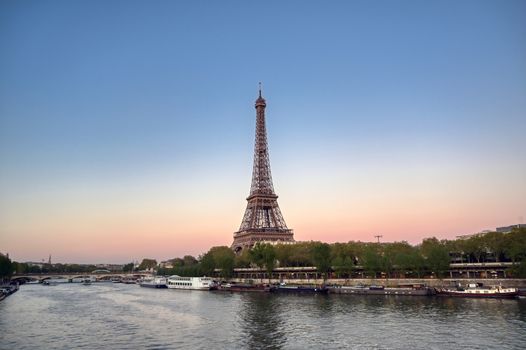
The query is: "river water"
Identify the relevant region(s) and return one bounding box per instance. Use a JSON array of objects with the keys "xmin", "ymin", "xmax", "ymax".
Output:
[{"xmin": 1, "ymin": 283, "xmax": 525, "ymax": 349}]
